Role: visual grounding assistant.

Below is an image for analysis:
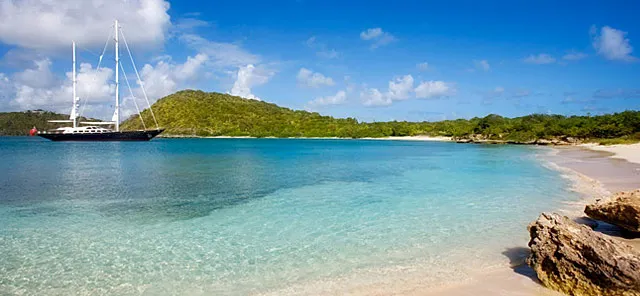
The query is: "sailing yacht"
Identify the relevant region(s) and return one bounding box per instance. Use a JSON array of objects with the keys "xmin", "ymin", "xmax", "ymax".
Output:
[{"xmin": 38, "ymin": 20, "xmax": 164, "ymax": 141}]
